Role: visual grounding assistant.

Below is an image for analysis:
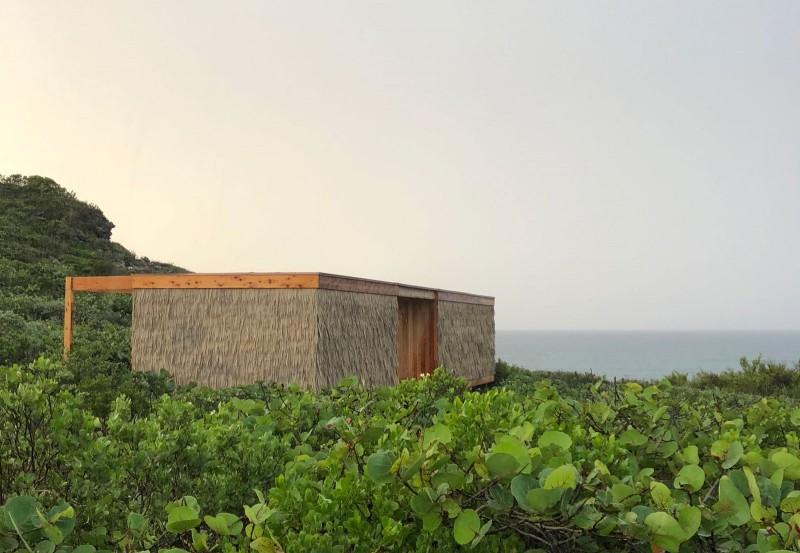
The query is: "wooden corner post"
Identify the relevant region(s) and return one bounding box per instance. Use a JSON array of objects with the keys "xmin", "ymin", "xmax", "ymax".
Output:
[
  {"xmin": 63, "ymin": 277, "xmax": 74, "ymax": 361},
  {"xmin": 432, "ymin": 291, "xmax": 439, "ymax": 369}
]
